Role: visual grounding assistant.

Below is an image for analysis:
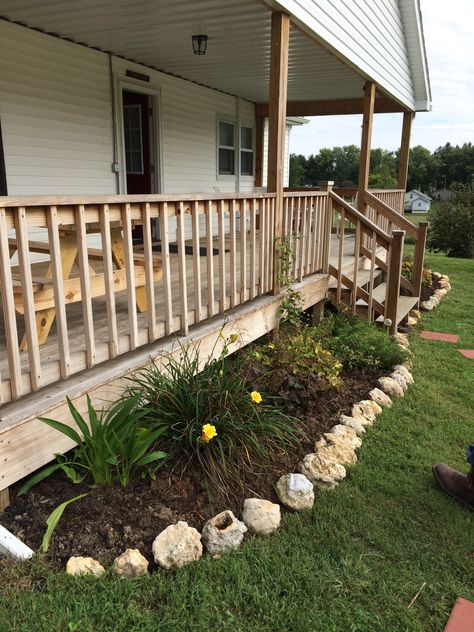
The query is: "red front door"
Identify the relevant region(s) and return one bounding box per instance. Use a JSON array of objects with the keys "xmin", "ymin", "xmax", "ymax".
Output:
[{"xmin": 122, "ymin": 90, "xmax": 152, "ymax": 195}]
